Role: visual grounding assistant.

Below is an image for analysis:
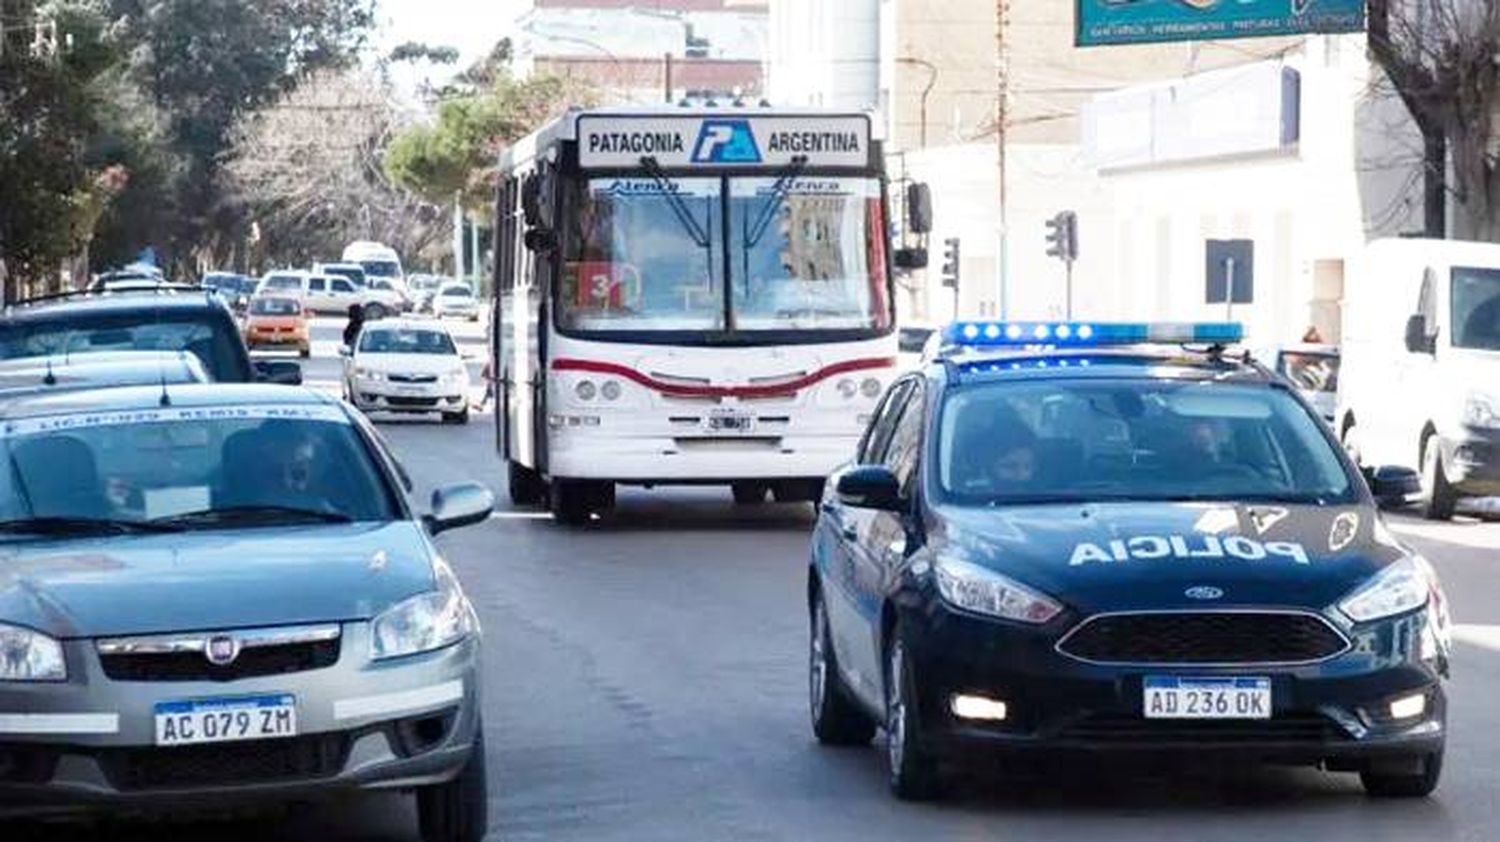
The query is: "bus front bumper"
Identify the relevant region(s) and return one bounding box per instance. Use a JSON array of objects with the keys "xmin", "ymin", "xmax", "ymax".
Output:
[{"xmin": 546, "ymin": 429, "xmax": 855, "ymax": 483}]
